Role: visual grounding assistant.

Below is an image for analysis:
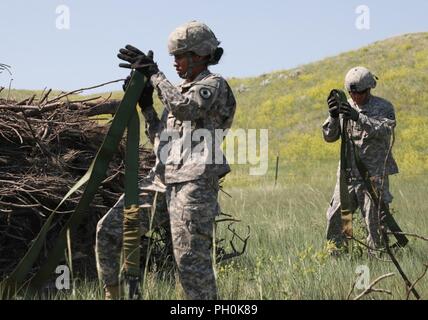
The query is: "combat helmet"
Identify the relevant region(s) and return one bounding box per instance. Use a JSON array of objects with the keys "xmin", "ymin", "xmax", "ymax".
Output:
[
  {"xmin": 168, "ymin": 21, "xmax": 220, "ymax": 60},
  {"xmin": 345, "ymin": 66, "xmax": 377, "ymax": 92}
]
